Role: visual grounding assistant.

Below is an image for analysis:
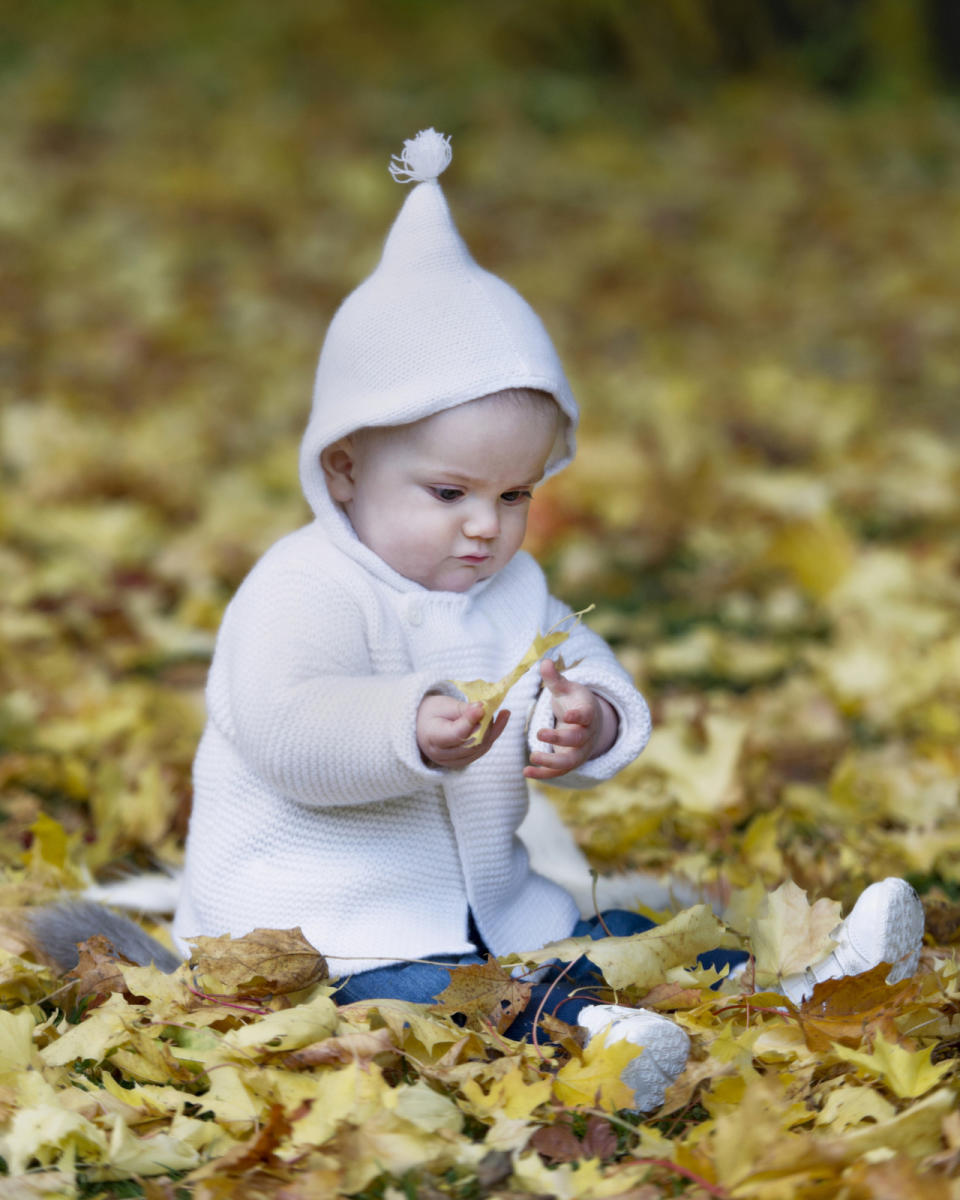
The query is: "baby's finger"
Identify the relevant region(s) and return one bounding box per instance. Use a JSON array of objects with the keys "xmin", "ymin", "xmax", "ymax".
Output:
[
  {"xmin": 431, "ymin": 705, "xmax": 481, "ymax": 750},
  {"xmin": 523, "ymin": 750, "xmax": 578, "ymax": 781},
  {"xmin": 536, "ymin": 723, "xmax": 588, "ymax": 749},
  {"xmin": 540, "ymin": 657, "xmax": 572, "ymax": 696},
  {"xmin": 556, "ymin": 705, "xmax": 590, "ymax": 727},
  {"xmin": 481, "ymin": 708, "xmax": 510, "ymax": 748},
  {"xmin": 449, "ymin": 701, "xmax": 484, "ymax": 740}
]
